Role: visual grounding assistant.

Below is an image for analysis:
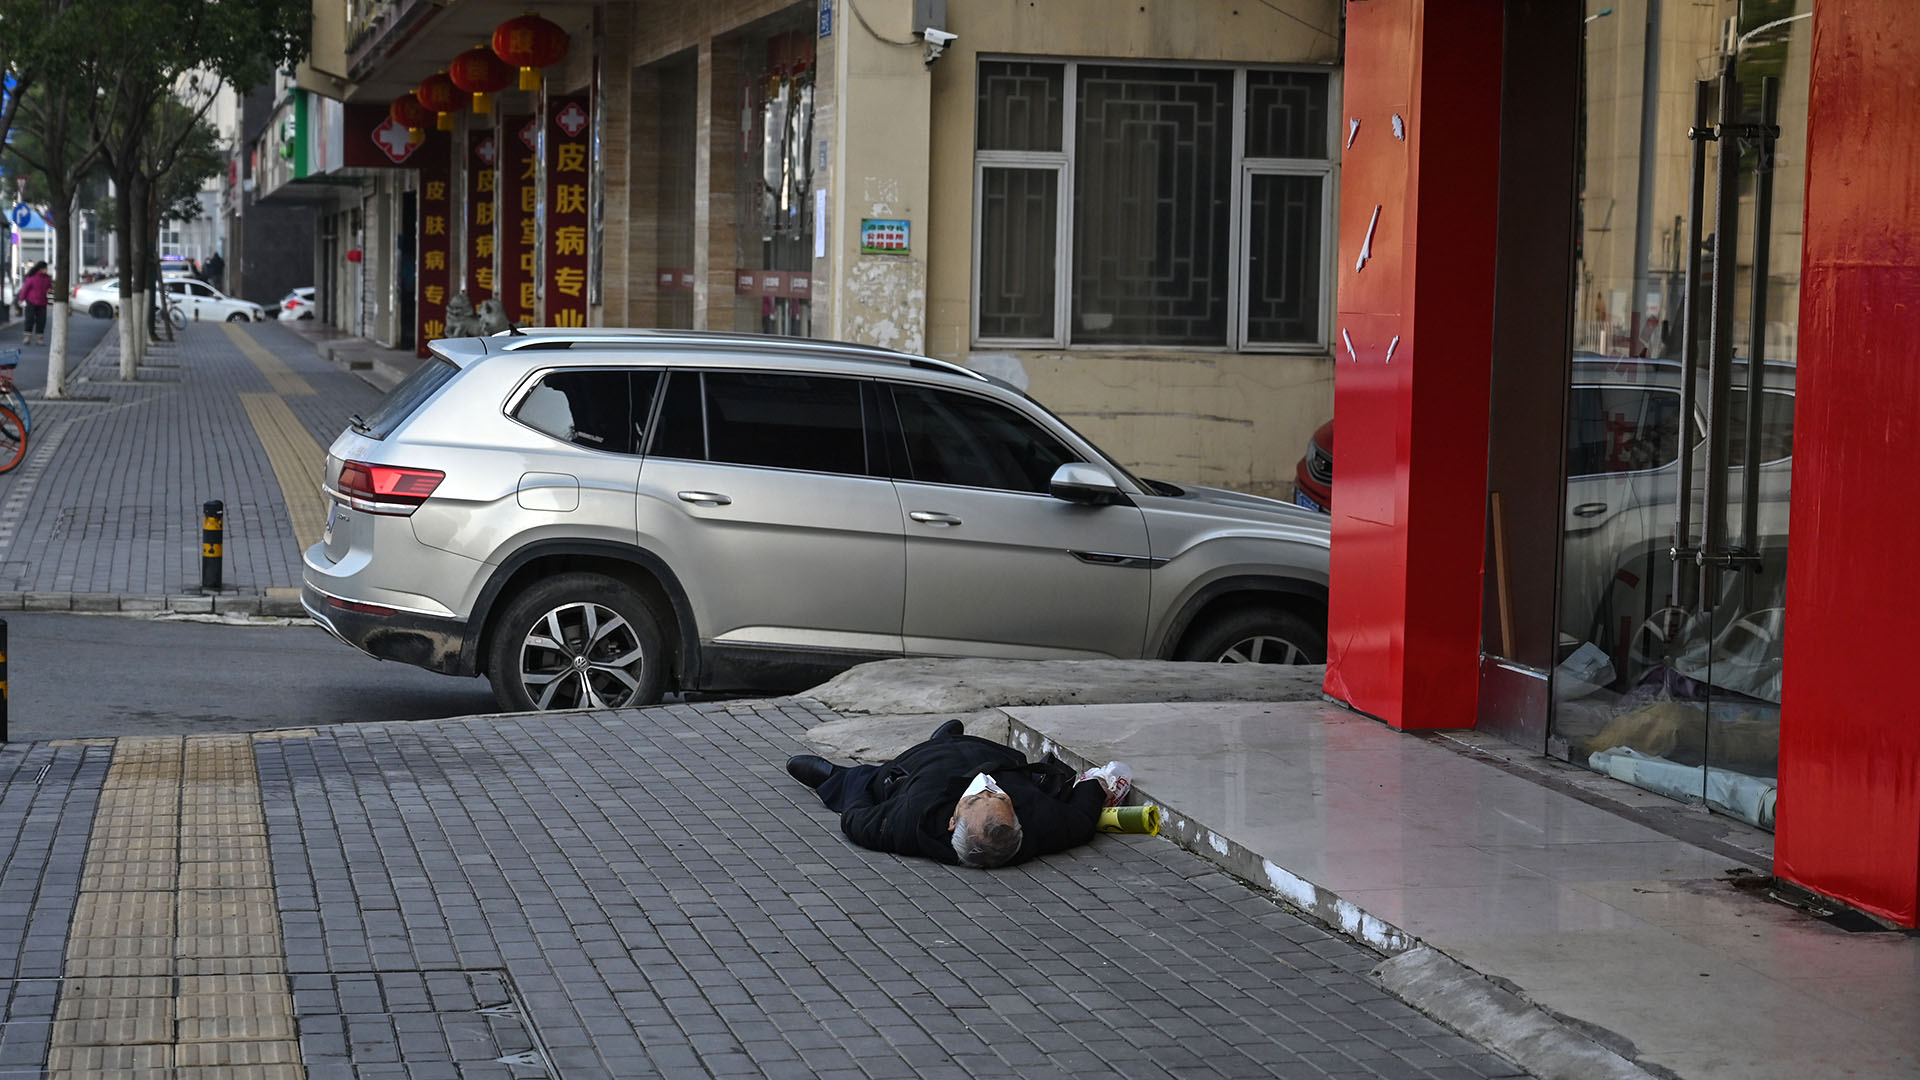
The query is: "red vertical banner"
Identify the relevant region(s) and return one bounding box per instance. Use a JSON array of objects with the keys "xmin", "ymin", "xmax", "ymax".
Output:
[
  {"xmin": 467, "ymin": 131, "xmax": 498, "ymax": 301},
  {"xmin": 545, "ymin": 95, "xmax": 591, "ymax": 327},
  {"xmin": 499, "ymin": 114, "xmax": 538, "ymax": 326},
  {"xmin": 416, "ymin": 134, "xmax": 453, "ymax": 357}
]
